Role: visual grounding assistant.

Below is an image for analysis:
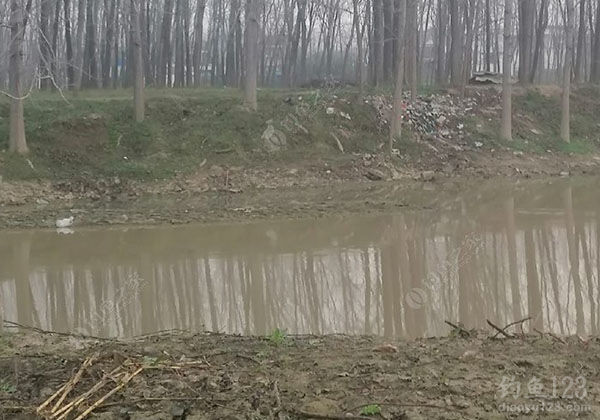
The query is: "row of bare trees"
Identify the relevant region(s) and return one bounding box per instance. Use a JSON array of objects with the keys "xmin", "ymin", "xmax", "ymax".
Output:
[{"xmin": 2, "ymin": 0, "xmax": 599, "ymax": 153}]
